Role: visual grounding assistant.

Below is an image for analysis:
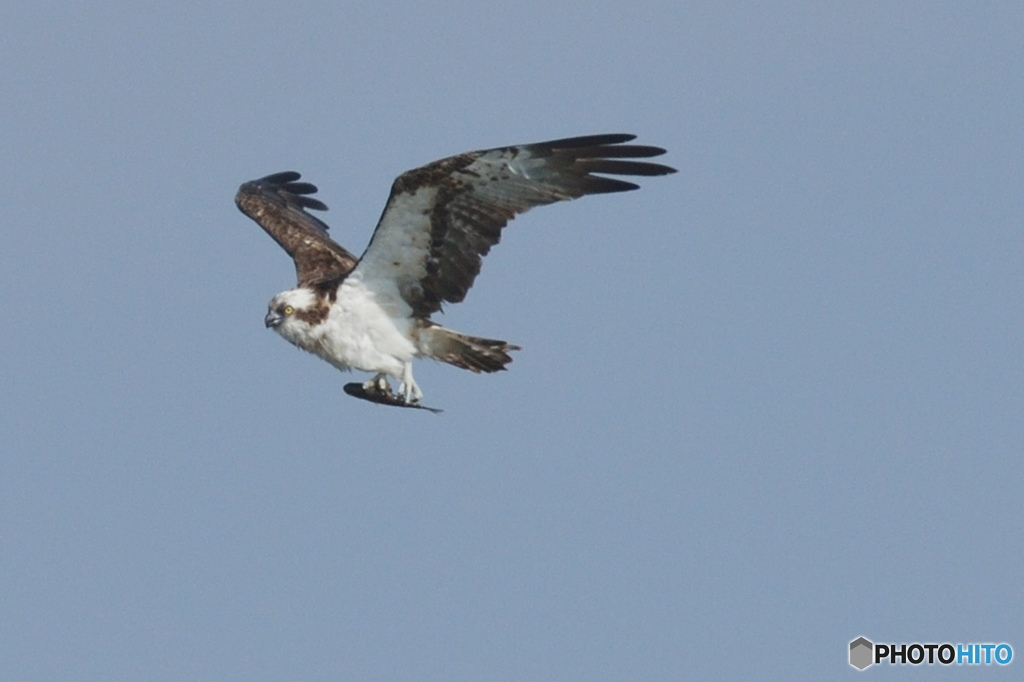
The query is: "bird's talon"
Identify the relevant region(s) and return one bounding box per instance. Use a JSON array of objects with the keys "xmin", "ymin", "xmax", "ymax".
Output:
[{"xmin": 364, "ymin": 374, "xmax": 393, "ymax": 396}]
